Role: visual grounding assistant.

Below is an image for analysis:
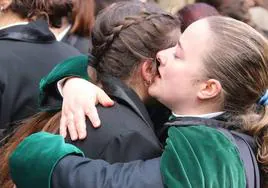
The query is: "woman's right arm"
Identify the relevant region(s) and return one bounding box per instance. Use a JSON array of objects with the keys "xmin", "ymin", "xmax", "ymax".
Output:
[
  {"xmin": 52, "ymin": 156, "xmax": 163, "ymax": 188},
  {"xmin": 9, "ymin": 132, "xmax": 163, "ymax": 188}
]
